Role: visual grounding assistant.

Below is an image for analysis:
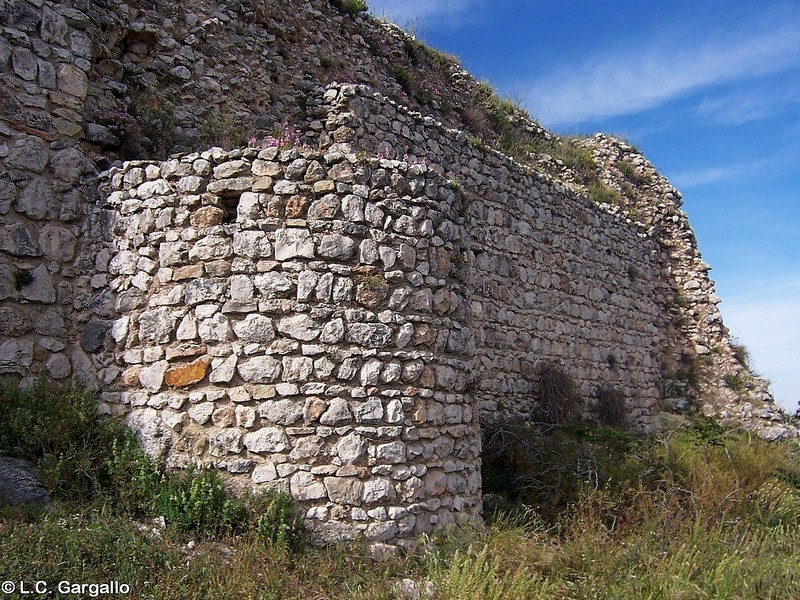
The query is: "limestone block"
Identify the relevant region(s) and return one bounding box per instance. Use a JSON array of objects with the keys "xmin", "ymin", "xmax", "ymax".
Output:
[
  {"xmin": 229, "ymin": 274, "xmax": 255, "ymax": 303},
  {"xmin": 354, "ymin": 397, "xmax": 383, "ymax": 423},
  {"xmin": 236, "ymin": 405, "xmax": 257, "ymax": 428},
  {"xmin": 19, "ymin": 264, "xmax": 55, "ymax": 303},
  {"xmin": 358, "ymin": 360, "xmax": 381, "ymax": 388},
  {"xmin": 423, "ymin": 470, "xmax": 447, "ymax": 496},
  {"xmin": 315, "ymin": 272, "xmax": 334, "ymax": 301},
  {"xmin": 290, "ymin": 436, "xmax": 329, "ymax": 462},
  {"xmin": 0, "ymin": 339, "xmax": 34, "ymax": 374},
  {"xmin": 320, "ymin": 398, "xmax": 351, "ymax": 425},
  {"xmin": 138, "ymin": 360, "xmax": 169, "ymax": 393},
  {"xmin": 282, "ymin": 356, "xmax": 313, "ymax": 382},
  {"xmin": 274, "ymin": 228, "xmax": 314, "ymax": 260},
  {"xmin": 319, "ymin": 318, "xmax": 345, "ymax": 344},
  {"xmin": 243, "ymin": 427, "xmax": 289, "ymax": 453},
  {"xmin": 385, "ymin": 399, "xmax": 404, "ymax": 424},
  {"xmin": 324, "ymin": 477, "xmax": 363, "ymax": 505},
  {"xmin": 15, "ymin": 177, "xmax": 55, "ymax": 219},
  {"xmin": 363, "ymin": 478, "xmax": 396, "ymax": 504},
  {"xmin": 211, "ymin": 429, "xmax": 243, "ymax": 454},
  {"xmin": 188, "ymin": 403, "xmax": 214, "ymax": 425},
  {"xmin": 259, "ymin": 399, "xmax": 303, "ymax": 425},
  {"xmin": 209, "ymin": 354, "xmax": 238, "ymax": 383},
  {"xmin": 347, "ymin": 323, "xmax": 392, "ymax": 348},
  {"xmin": 237, "ymin": 356, "xmax": 282, "ymax": 383},
  {"xmin": 233, "ymin": 230, "xmax": 272, "ymax": 258},
  {"xmin": 336, "ymin": 432, "xmax": 366, "ymax": 464},
  {"xmin": 375, "ymin": 441, "xmax": 407, "ymax": 464},
  {"xmin": 0, "ymin": 224, "xmax": 41, "ymax": 257},
  {"xmin": 213, "ymin": 159, "xmax": 249, "ymax": 179},
  {"xmin": 125, "ymin": 409, "xmax": 168, "ymax": 459},
  {"xmin": 176, "ymin": 314, "xmax": 198, "ymax": 341},
  {"xmin": 252, "ymin": 463, "xmax": 278, "ymax": 484},
  {"xmin": 290, "ymin": 471, "xmax": 327, "ymax": 501},
  {"xmin": 12, "ymin": 47, "xmax": 37, "ymax": 80},
  {"xmin": 277, "ymin": 314, "xmax": 320, "ymax": 341},
  {"xmin": 189, "ymin": 237, "xmax": 232, "ymax": 262},
  {"xmin": 197, "ymin": 313, "xmax": 233, "ymax": 342},
  {"xmin": 307, "ymin": 194, "xmax": 339, "ymax": 219},
  {"xmin": 233, "ymin": 314, "xmax": 275, "ymax": 343},
  {"xmin": 381, "ymin": 363, "xmax": 402, "ymax": 383},
  {"xmin": 254, "ymin": 272, "xmax": 292, "ymax": 298},
  {"xmin": 318, "ymin": 234, "xmax": 356, "ymax": 259}
]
